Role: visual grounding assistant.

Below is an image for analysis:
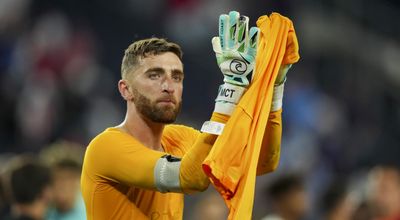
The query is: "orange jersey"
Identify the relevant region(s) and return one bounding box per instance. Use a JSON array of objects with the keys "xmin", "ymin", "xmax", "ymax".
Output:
[{"xmin": 81, "ymin": 125, "xmax": 199, "ymax": 220}]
